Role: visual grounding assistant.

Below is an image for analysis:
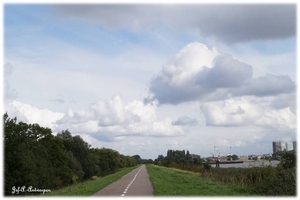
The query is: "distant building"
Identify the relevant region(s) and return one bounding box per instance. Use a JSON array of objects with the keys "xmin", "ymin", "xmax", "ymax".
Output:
[
  {"xmin": 281, "ymin": 143, "xmax": 287, "ymax": 151},
  {"xmin": 273, "ymin": 141, "xmax": 297, "ymax": 154},
  {"xmin": 286, "ymin": 142, "xmax": 294, "ymax": 151},
  {"xmin": 272, "ymin": 141, "xmax": 282, "ymax": 153},
  {"xmin": 293, "ymin": 141, "xmax": 297, "ymax": 153}
]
